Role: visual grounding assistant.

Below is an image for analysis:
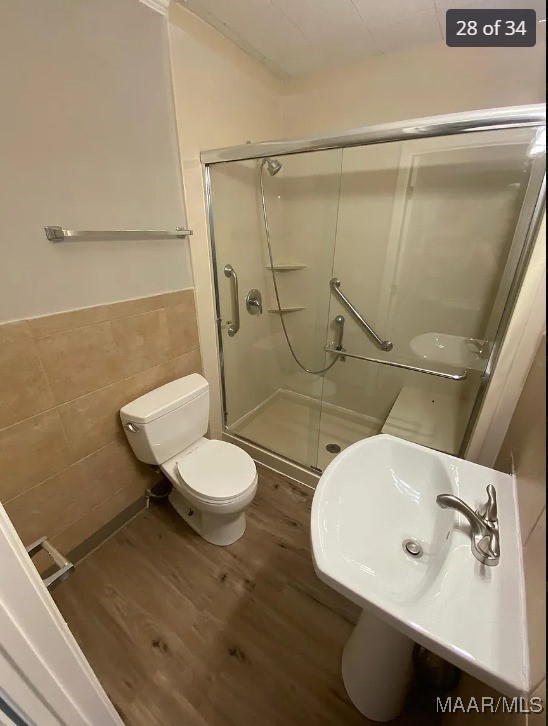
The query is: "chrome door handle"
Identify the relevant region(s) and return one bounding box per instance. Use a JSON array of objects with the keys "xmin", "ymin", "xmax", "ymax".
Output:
[{"xmin": 224, "ymin": 264, "xmax": 240, "ymax": 336}]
